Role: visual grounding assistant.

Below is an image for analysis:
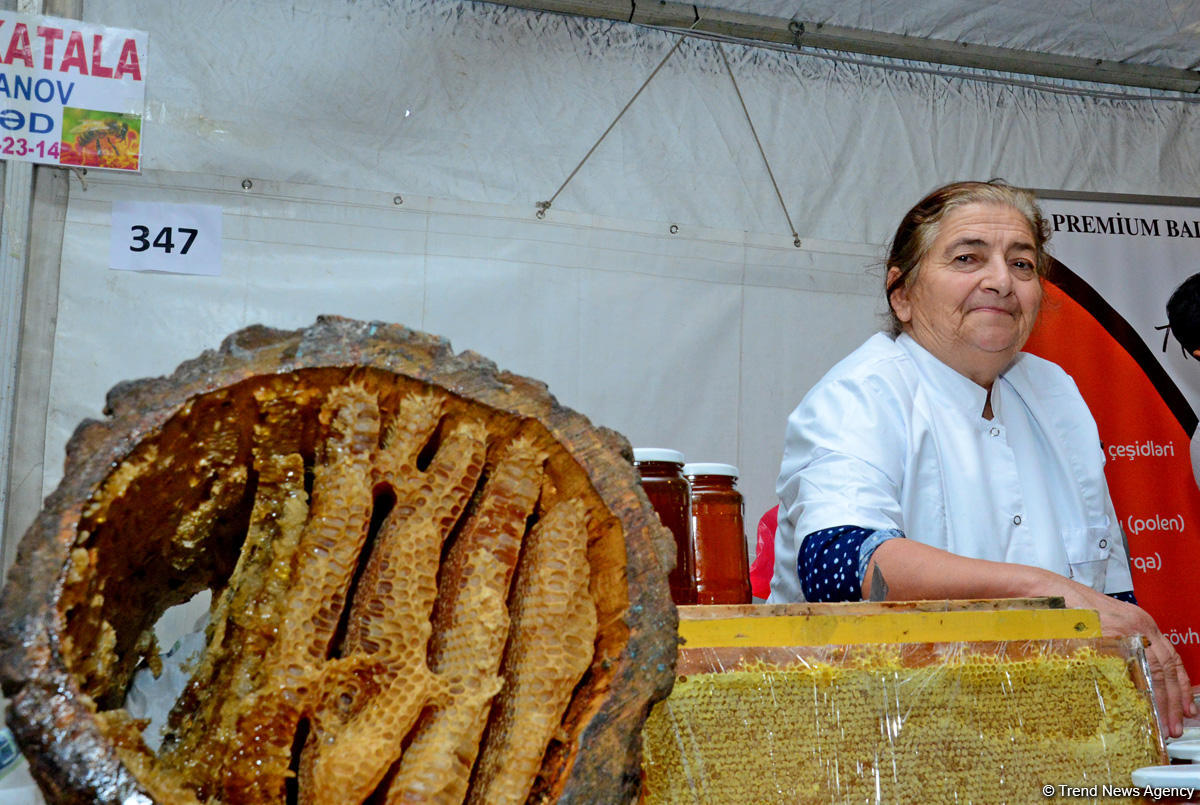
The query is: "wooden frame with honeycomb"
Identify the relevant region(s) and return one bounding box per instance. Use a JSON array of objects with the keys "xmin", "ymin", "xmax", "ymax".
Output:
[
  {"xmin": 0, "ymin": 316, "xmax": 678, "ymax": 804},
  {"xmin": 643, "ymin": 635, "xmax": 1167, "ymax": 803}
]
